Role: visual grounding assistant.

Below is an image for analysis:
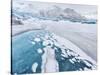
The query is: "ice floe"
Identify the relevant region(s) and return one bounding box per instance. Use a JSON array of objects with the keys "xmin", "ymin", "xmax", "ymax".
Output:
[
  {"xmin": 34, "ymin": 38, "xmax": 41, "ymax": 42},
  {"xmin": 31, "ymin": 41, "xmax": 35, "ymax": 45},
  {"xmin": 37, "ymin": 48, "xmax": 43, "ymax": 54},
  {"xmin": 32, "ymin": 62, "xmax": 38, "ymax": 72}
]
